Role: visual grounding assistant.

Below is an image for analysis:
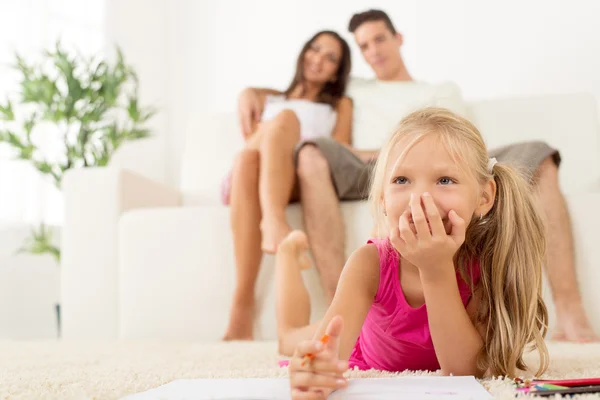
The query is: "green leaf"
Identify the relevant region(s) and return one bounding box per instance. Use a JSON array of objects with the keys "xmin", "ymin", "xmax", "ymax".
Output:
[
  {"xmin": 23, "ymin": 112, "xmax": 38, "ymax": 139},
  {"xmin": 33, "ymin": 160, "xmax": 53, "ymax": 174},
  {"xmin": 21, "ymin": 75, "xmax": 58, "ymax": 106},
  {"xmin": 127, "ymin": 96, "xmax": 139, "ymax": 121},
  {"xmin": 18, "ymin": 144, "xmax": 36, "ymax": 160},
  {"xmin": 14, "ymin": 53, "xmax": 33, "ymax": 78},
  {"xmin": 17, "ymin": 224, "xmax": 60, "ymax": 262},
  {"xmin": 33, "ymin": 159, "xmax": 62, "ymax": 186},
  {"xmin": 53, "ymin": 44, "xmax": 84, "ymax": 121},
  {"xmin": 1, "ymin": 131, "xmax": 25, "ymax": 149},
  {"xmin": 128, "ymin": 128, "xmax": 150, "ymax": 140},
  {"xmin": 139, "ymin": 107, "xmax": 157, "ymax": 123},
  {"xmin": 0, "ymin": 100, "xmax": 15, "ymax": 120}
]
